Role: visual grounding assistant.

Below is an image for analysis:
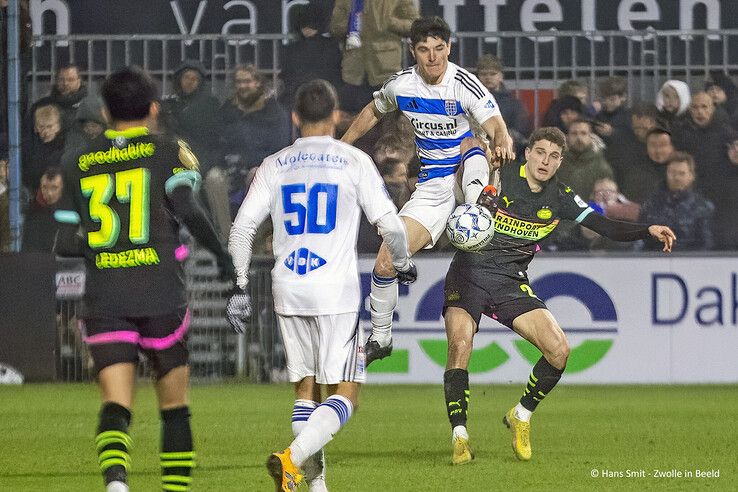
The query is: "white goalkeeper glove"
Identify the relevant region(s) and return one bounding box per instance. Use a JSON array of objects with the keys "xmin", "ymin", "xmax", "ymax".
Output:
[{"xmin": 226, "ymin": 288, "xmax": 252, "ymax": 334}]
